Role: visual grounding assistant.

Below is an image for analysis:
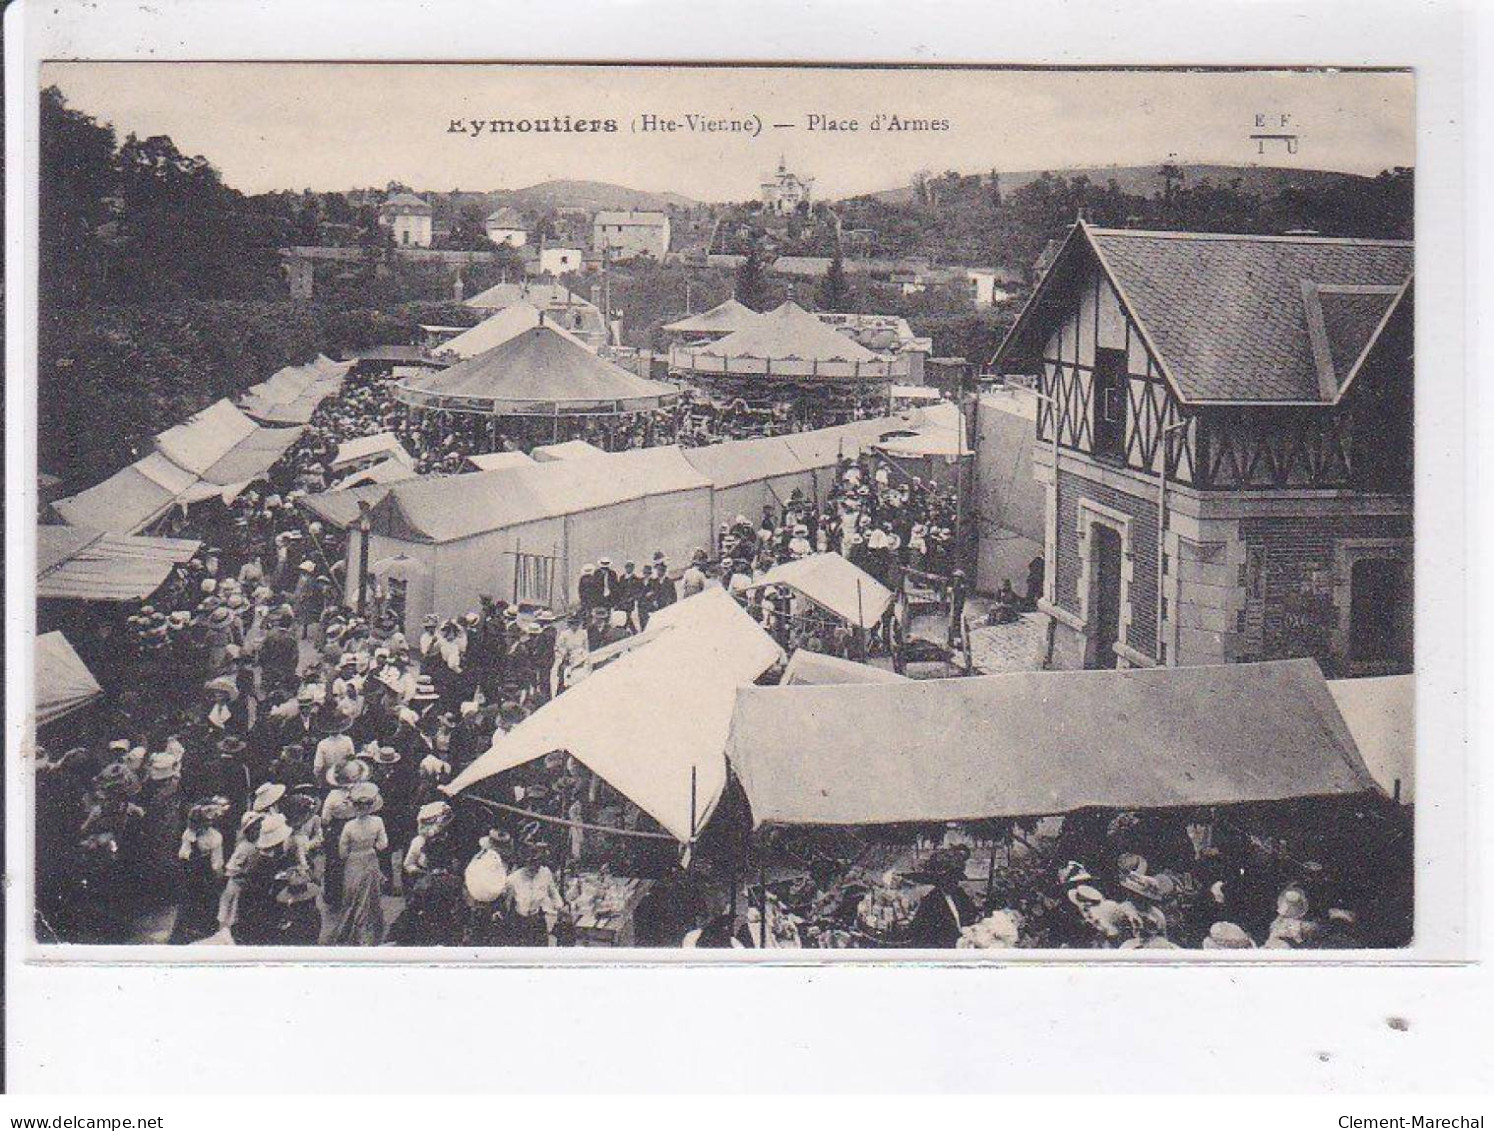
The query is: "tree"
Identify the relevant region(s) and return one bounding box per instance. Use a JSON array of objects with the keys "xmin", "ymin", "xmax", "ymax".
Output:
[
  {"xmin": 39, "ymin": 86, "xmax": 117, "ymax": 309},
  {"xmin": 815, "ymin": 249, "xmax": 850, "ymax": 312},
  {"xmin": 735, "ymin": 244, "xmax": 770, "ymax": 311}
]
